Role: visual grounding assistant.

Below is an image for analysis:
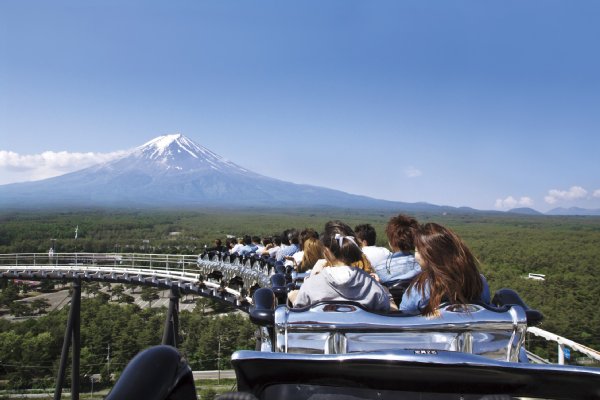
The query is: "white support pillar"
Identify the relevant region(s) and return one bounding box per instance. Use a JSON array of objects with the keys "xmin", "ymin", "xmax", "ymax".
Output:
[{"xmin": 558, "ymin": 343, "xmax": 565, "ymax": 365}]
